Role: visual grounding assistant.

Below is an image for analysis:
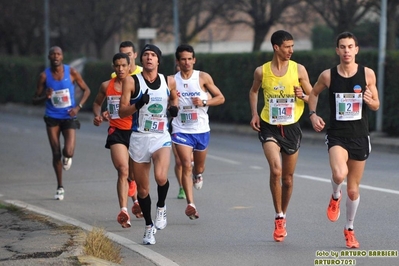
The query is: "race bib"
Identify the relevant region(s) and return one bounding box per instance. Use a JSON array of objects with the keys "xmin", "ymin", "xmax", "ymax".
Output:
[
  {"xmin": 179, "ymin": 106, "xmax": 198, "ymax": 125},
  {"xmin": 335, "ymin": 93, "xmax": 363, "ymax": 121},
  {"xmin": 51, "ymin": 89, "xmax": 71, "ymax": 108},
  {"xmin": 269, "ymin": 97, "xmax": 295, "ymax": 125},
  {"xmin": 107, "ymin": 96, "xmax": 120, "ymax": 119},
  {"xmin": 140, "ymin": 114, "xmax": 168, "ymax": 133}
]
